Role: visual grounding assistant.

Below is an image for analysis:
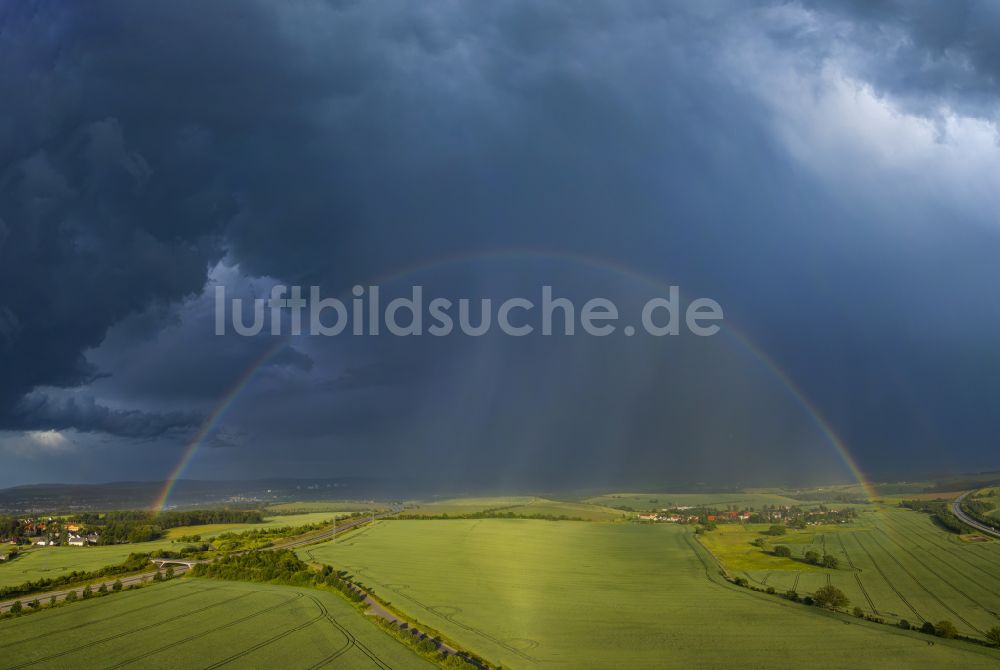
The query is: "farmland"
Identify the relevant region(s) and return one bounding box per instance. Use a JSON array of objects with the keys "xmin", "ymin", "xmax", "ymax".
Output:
[
  {"xmin": 164, "ymin": 511, "xmax": 345, "ymax": 540},
  {"xmin": 714, "ymin": 507, "xmax": 1000, "ymax": 639},
  {"xmin": 301, "ymin": 518, "xmax": 1000, "ymax": 669},
  {"xmin": 403, "ymin": 496, "xmax": 626, "ymax": 521},
  {"xmin": 0, "ymin": 512, "xmax": 343, "ymax": 588},
  {"xmin": 584, "ymin": 491, "xmax": 807, "ymax": 510},
  {"xmin": 0, "ymin": 542, "xmax": 176, "ymax": 588},
  {"xmin": 0, "ymin": 578, "xmax": 437, "ymax": 669}
]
